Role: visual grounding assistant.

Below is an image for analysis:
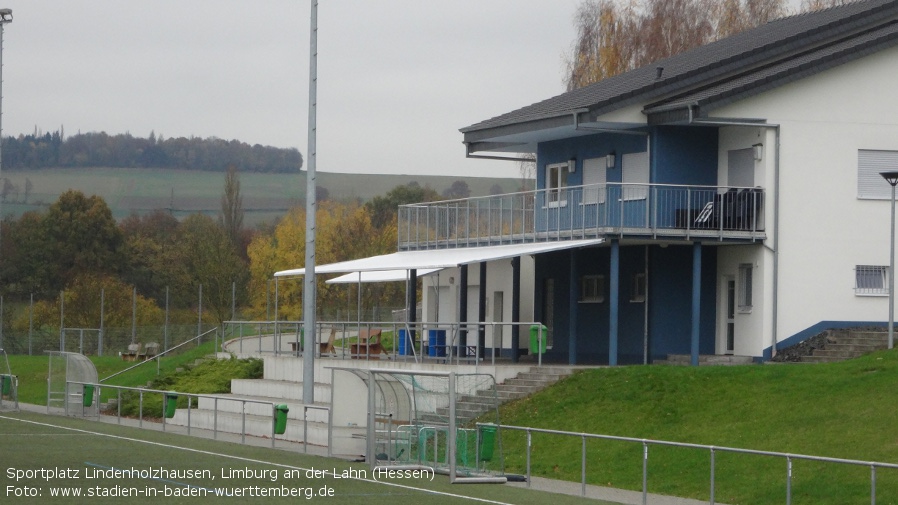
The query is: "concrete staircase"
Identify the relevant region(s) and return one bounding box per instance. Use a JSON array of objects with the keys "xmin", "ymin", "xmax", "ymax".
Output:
[
  {"xmin": 801, "ymin": 330, "xmax": 888, "ymax": 363},
  {"xmin": 661, "ymin": 354, "xmax": 754, "ymax": 366},
  {"xmin": 424, "ymin": 366, "xmax": 575, "ymax": 424}
]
